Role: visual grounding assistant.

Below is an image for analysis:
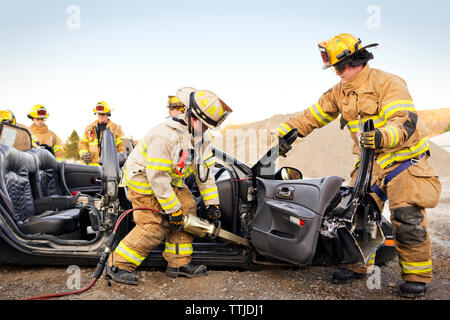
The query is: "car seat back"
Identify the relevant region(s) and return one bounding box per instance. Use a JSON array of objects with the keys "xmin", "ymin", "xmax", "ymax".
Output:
[
  {"xmin": 0, "ymin": 145, "xmax": 35, "ymax": 224},
  {"xmin": 26, "ymin": 148, "xmax": 64, "ymax": 197}
]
